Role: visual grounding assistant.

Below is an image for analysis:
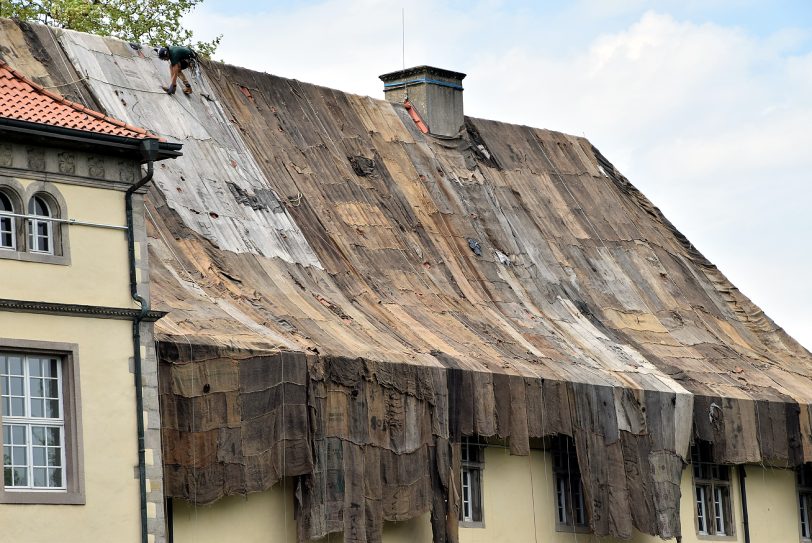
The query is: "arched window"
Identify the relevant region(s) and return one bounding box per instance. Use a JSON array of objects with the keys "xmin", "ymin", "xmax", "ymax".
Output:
[
  {"xmin": 28, "ymin": 195, "xmax": 54, "ymax": 255},
  {"xmin": 0, "ymin": 191, "xmax": 15, "ymax": 250}
]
